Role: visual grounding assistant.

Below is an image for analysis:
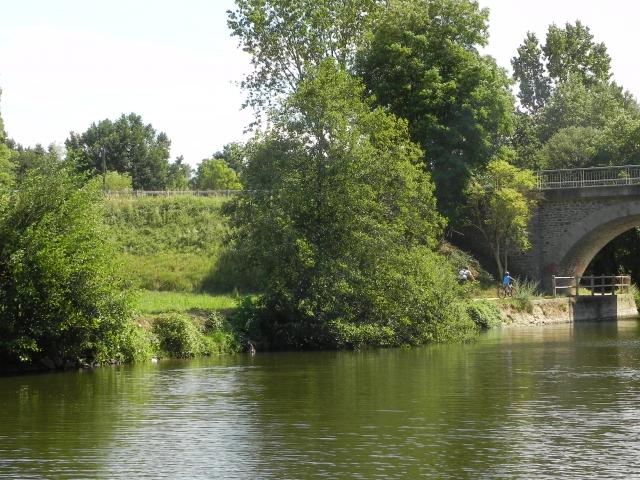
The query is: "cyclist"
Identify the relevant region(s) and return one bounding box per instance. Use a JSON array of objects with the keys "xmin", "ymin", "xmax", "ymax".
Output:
[{"xmin": 502, "ymin": 271, "xmax": 515, "ymax": 295}]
